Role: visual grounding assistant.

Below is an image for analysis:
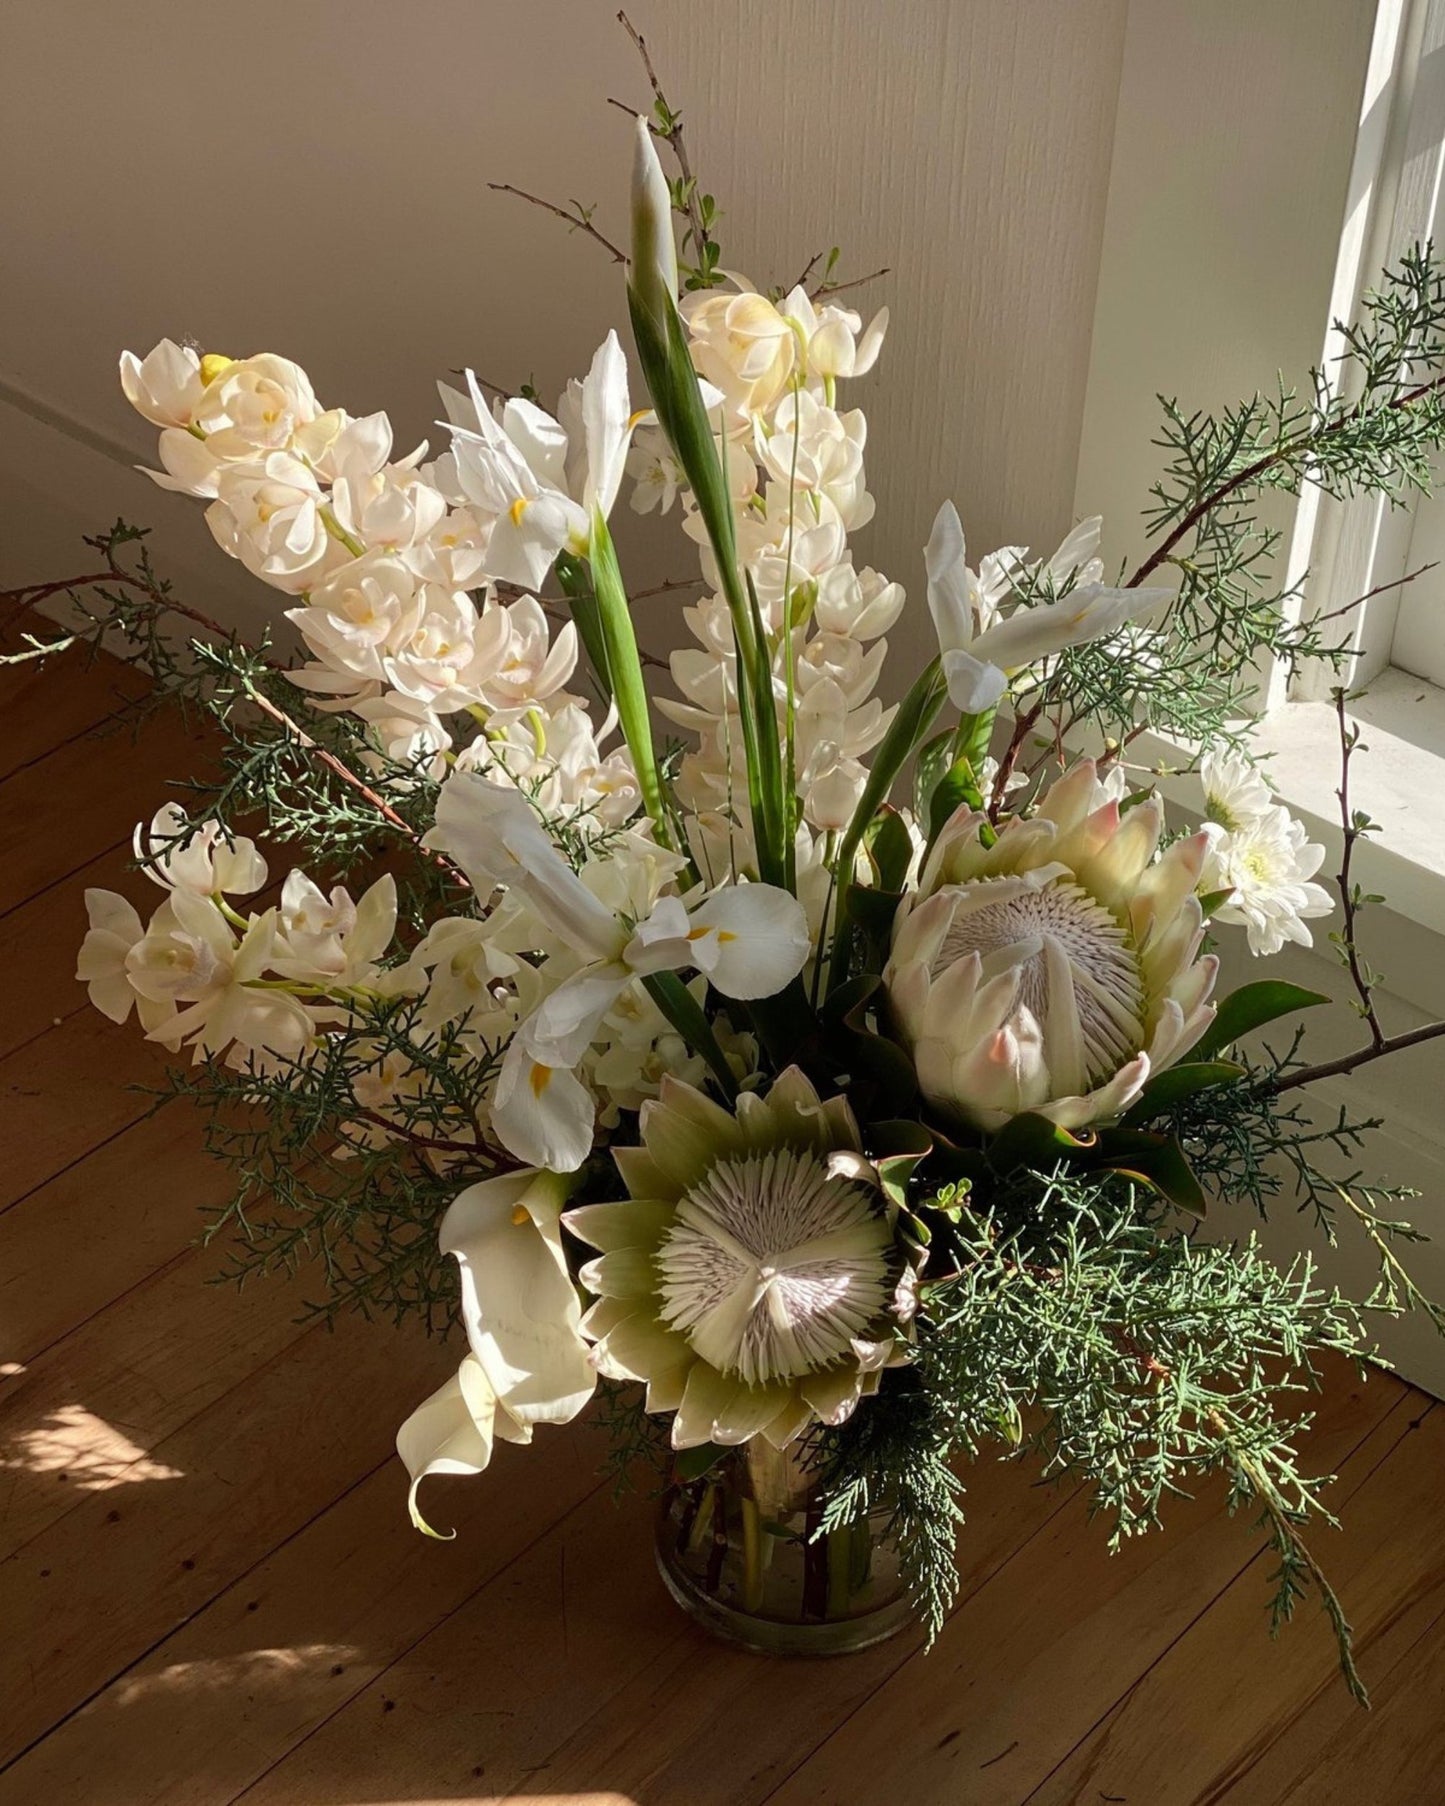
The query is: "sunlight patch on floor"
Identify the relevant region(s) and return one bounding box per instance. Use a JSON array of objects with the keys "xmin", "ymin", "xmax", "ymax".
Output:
[
  {"xmin": 110, "ymin": 1645, "xmax": 365, "ymax": 1708},
  {"xmin": 0, "ymin": 1403, "xmax": 184, "ymax": 1487}
]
